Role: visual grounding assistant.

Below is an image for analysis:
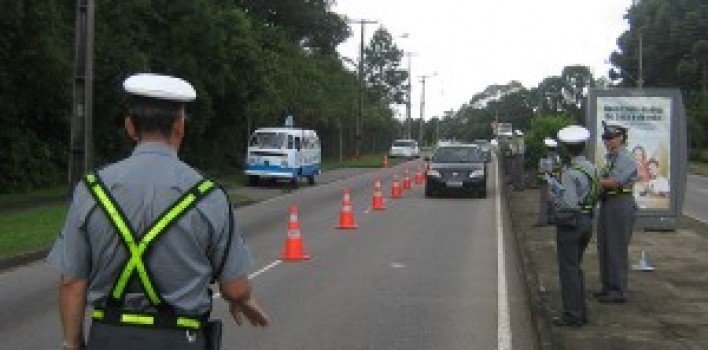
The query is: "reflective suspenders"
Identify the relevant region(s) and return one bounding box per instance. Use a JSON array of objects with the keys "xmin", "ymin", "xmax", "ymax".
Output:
[
  {"xmin": 84, "ymin": 172, "xmax": 216, "ymax": 330},
  {"xmin": 569, "ymin": 165, "xmax": 599, "ymax": 214}
]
